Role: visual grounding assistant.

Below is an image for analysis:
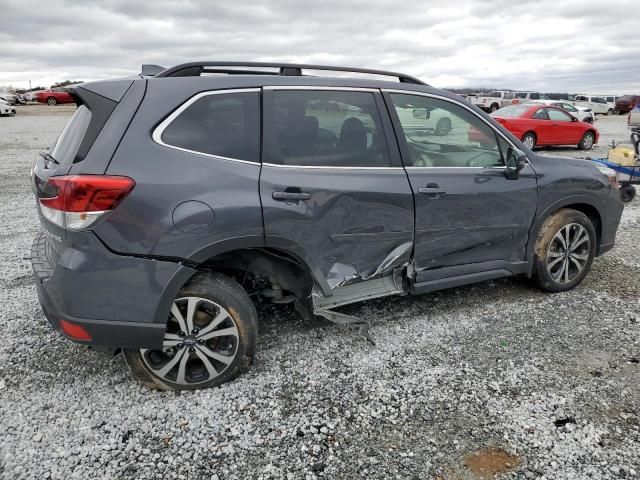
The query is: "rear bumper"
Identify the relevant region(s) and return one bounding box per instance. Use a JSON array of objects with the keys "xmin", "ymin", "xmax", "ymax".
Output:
[{"xmin": 31, "ymin": 230, "xmax": 197, "ymax": 348}]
